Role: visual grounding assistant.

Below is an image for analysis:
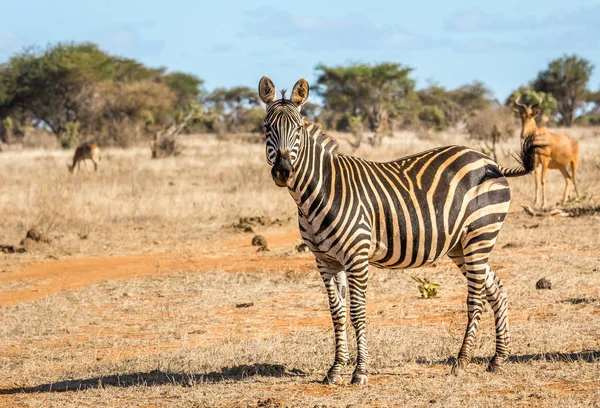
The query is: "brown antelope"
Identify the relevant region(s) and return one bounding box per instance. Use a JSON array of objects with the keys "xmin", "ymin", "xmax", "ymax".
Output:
[
  {"xmin": 68, "ymin": 142, "xmax": 101, "ymax": 173},
  {"xmin": 513, "ymin": 97, "xmax": 580, "ymax": 208}
]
